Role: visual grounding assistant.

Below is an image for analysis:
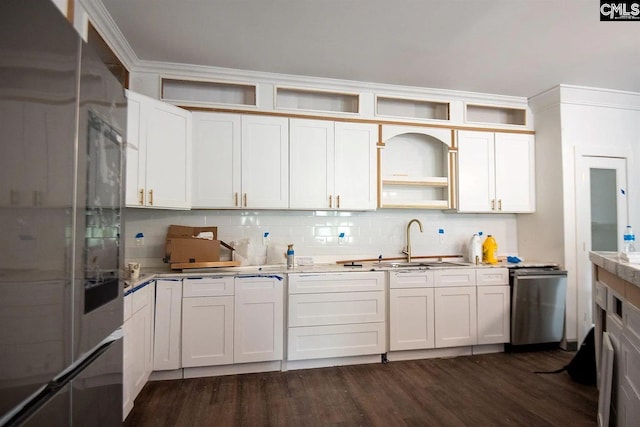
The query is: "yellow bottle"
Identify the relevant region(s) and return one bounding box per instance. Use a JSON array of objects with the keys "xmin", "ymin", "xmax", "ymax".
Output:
[{"xmin": 482, "ymin": 235, "xmax": 498, "ymax": 264}]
